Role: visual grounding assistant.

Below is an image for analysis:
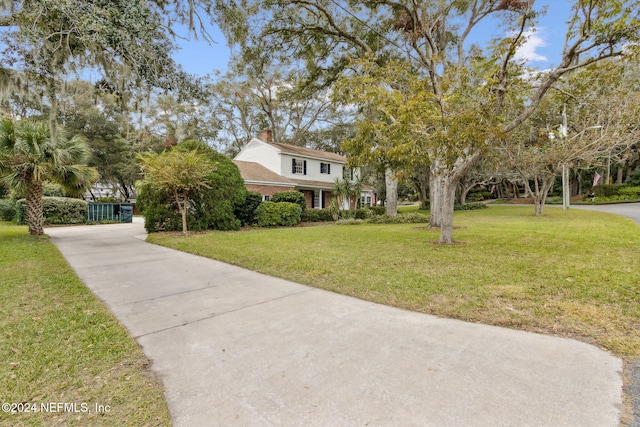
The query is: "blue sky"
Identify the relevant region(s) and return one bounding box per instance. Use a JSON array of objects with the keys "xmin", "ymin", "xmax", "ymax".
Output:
[{"xmin": 172, "ymin": 1, "xmax": 575, "ymax": 77}]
